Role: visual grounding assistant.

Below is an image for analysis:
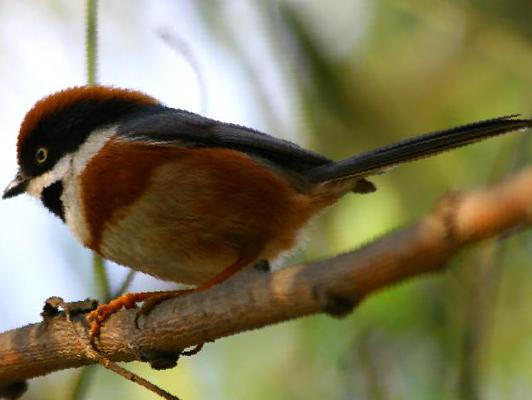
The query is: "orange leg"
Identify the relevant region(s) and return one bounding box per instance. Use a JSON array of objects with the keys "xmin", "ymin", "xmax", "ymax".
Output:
[
  {"xmin": 87, "ymin": 254, "xmax": 261, "ymax": 339},
  {"xmin": 87, "ymin": 290, "xmax": 194, "ymax": 337}
]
